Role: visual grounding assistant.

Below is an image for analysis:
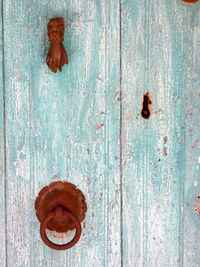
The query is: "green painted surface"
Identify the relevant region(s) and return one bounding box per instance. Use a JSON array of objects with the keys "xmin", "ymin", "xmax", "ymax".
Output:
[
  {"xmin": 121, "ymin": 1, "xmax": 200, "ymax": 266},
  {"xmin": 0, "ymin": 0, "xmax": 200, "ymax": 266},
  {"xmin": 0, "ymin": 0, "xmax": 6, "ymax": 266},
  {"xmin": 3, "ymin": 0, "xmax": 121, "ymax": 266}
]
